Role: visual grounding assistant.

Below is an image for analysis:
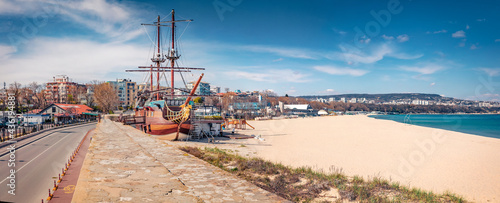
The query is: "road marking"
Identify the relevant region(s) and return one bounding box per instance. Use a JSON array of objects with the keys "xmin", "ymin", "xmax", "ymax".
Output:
[
  {"xmin": 64, "ymin": 185, "xmax": 76, "ymax": 193},
  {"xmin": 0, "ymin": 129, "xmax": 82, "ymax": 184}
]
